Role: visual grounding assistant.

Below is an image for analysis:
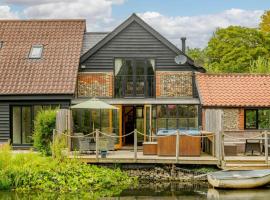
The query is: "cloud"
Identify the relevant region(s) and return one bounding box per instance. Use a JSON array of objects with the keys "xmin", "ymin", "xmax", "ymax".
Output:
[
  {"xmin": 3, "ymin": 0, "xmax": 124, "ymax": 6},
  {"xmin": 17, "ymin": 0, "xmax": 124, "ymax": 30},
  {"xmin": 0, "ymin": 5, "xmax": 18, "ymax": 19},
  {"xmin": 138, "ymin": 9, "xmax": 264, "ymax": 48},
  {"xmin": 0, "ymin": 2, "xmax": 264, "ymax": 48}
]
